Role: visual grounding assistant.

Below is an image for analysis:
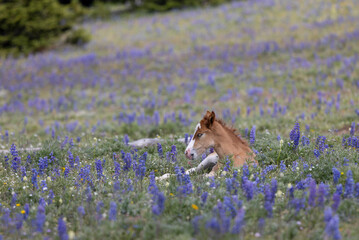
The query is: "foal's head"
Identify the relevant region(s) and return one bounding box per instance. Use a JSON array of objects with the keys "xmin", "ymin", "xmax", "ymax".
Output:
[{"xmin": 185, "ymin": 111, "xmax": 217, "ymax": 160}]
